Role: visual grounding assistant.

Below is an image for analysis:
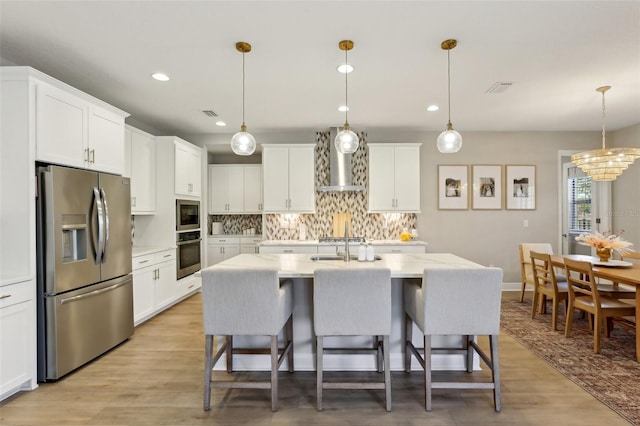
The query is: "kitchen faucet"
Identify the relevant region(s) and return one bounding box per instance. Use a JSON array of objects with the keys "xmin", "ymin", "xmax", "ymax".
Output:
[{"xmin": 344, "ymin": 220, "xmax": 350, "ymax": 262}]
